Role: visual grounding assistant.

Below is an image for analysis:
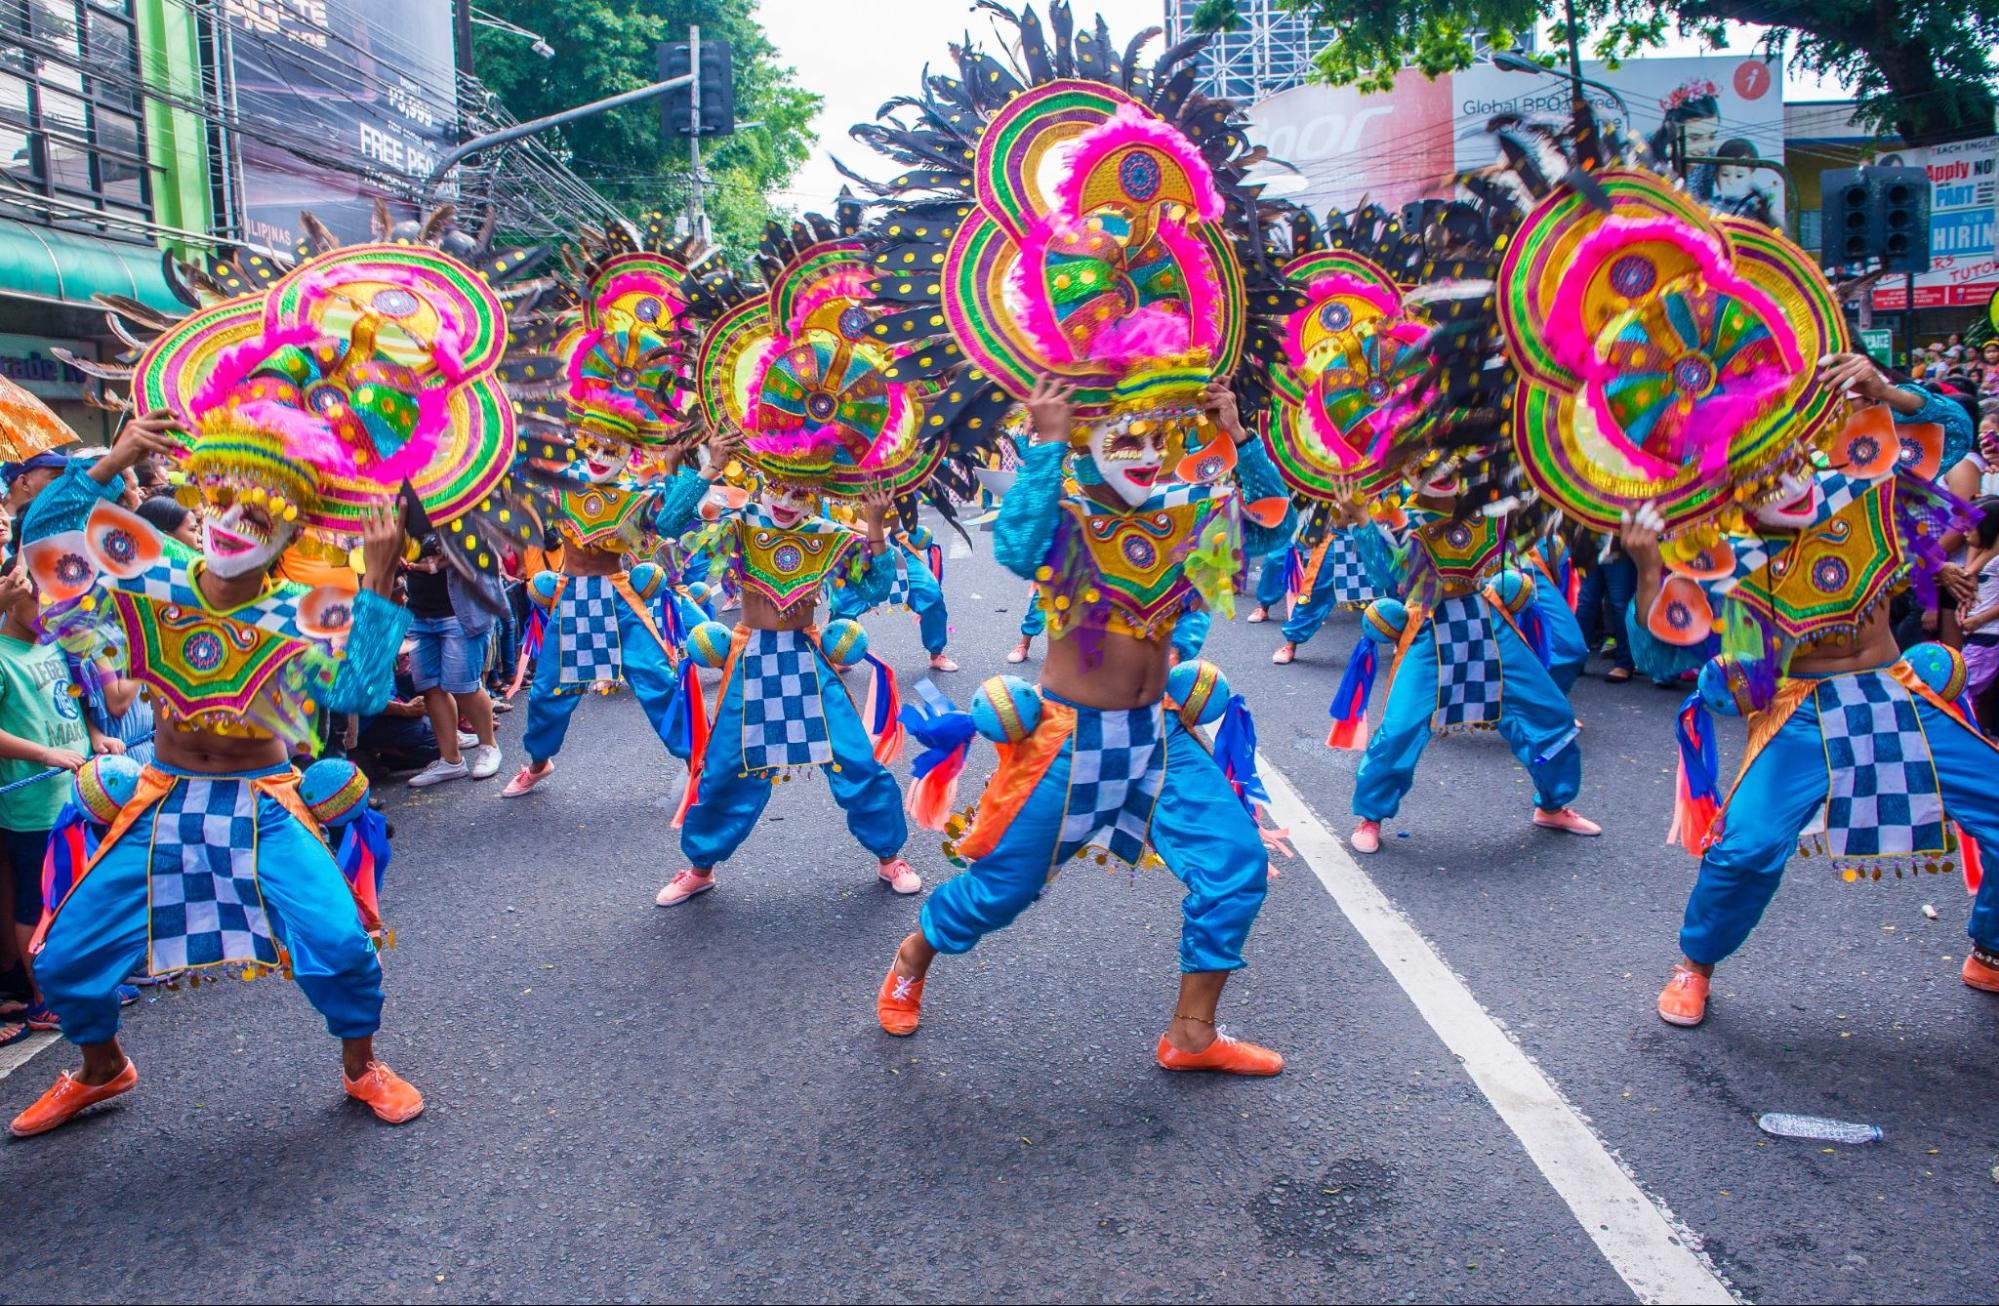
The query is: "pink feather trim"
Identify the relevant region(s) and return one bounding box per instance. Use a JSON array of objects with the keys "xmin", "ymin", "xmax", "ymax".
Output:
[
  {"xmin": 1051, "ymin": 100, "xmax": 1223, "ymax": 223},
  {"xmin": 595, "ymin": 270, "xmax": 688, "ymax": 323},
  {"xmin": 1283, "ymin": 274, "xmax": 1403, "ymax": 369},
  {"xmin": 1005, "ymin": 216, "xmax": 1223, "ymax": 372},
  {"xmin": 274, "ymin": 264, "xmax": 479, "ymax": 385},
  {"xmin": 218, "ymin": 399, "xmax": 348, "ymax": 469},
  {"xmin": 783, "ymin": 269, "xmax": 873, "ymax": 336},
  {"xmin": 188, "ymin": 321, "xmax": 322, "ymax": 422}
]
